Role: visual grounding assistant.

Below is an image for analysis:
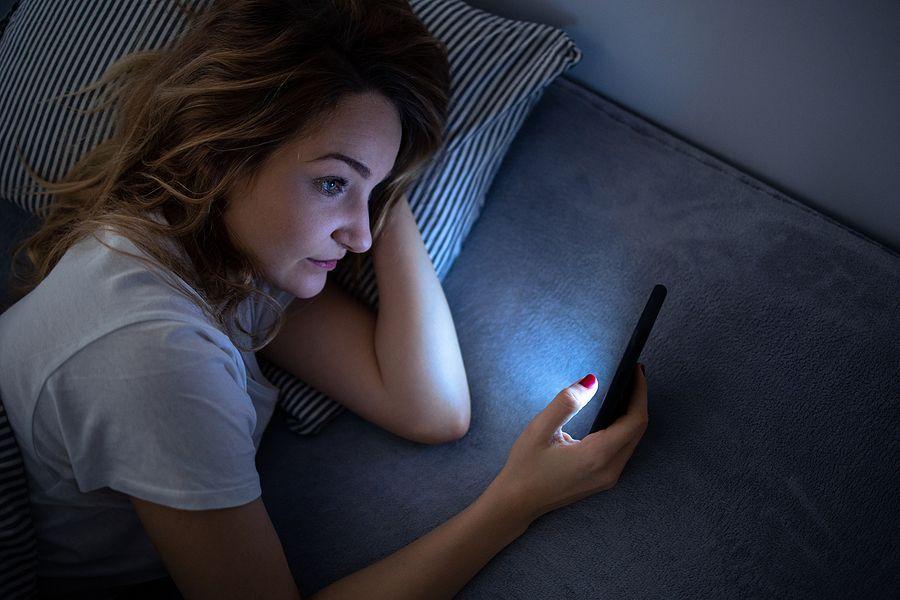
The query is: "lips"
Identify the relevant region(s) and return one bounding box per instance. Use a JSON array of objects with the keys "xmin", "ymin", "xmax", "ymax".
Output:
[
  {"xmin": 310, "ymin": 253, "xmax": 345, "ymax": 261},
  {"xmin": 308, "ymin": 258, "xmax": 338, "ymax": 270}
]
